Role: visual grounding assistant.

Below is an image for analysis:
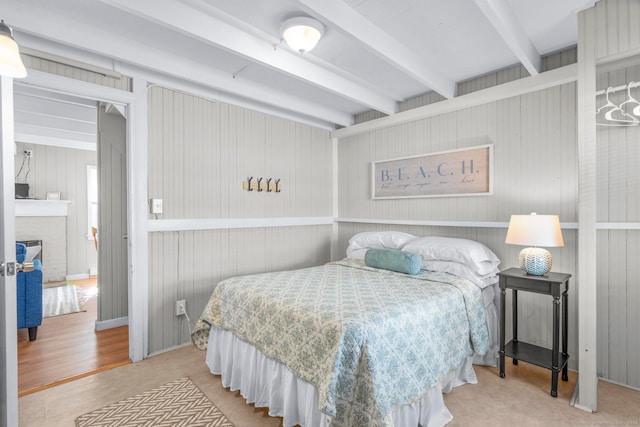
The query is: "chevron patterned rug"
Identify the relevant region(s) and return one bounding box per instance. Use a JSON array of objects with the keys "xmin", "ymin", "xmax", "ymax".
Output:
[{"xmin": 74, "ymin": 377, "xmax": 234, "ymax": 427}]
